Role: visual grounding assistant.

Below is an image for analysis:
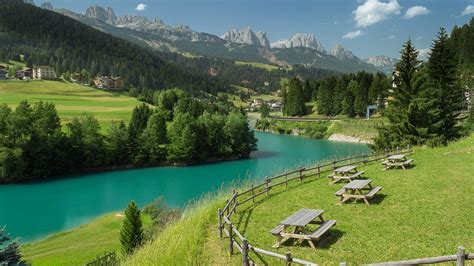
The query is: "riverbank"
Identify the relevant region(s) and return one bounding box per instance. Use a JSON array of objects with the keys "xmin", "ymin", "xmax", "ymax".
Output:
[
  {"xmin": 0, "ymin": 154, "xmax": 244, "ymax": 185},
  {"xmin": 255, "ymin": 117, "xmax": 380, "ymax": 144}
]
